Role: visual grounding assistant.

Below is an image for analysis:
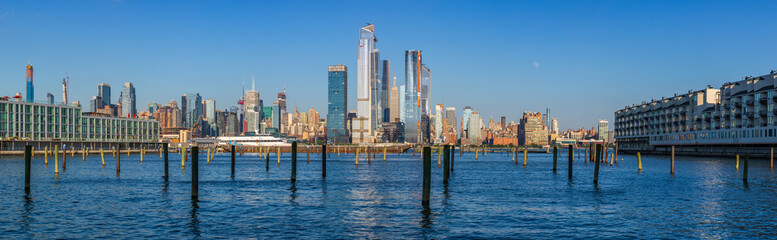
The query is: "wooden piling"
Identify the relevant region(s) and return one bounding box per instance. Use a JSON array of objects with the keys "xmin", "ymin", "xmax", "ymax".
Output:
[
  {"xmin": 322, "ymin": 144, "xmax": 327, "ymax": 178},
  {"xmin": 593, "ymin": 144, "xmax": 600, "ymax": 184},
  {"xmin": 553, "ymin": 146, "xmax": 558, "ymax": 172},
  {"xmin": 231, "ymin": 145, "xmax": 236, "ymax": 177},
  {"xmin": 356, "ymin": 146, "xmax": 360, "ymax": 165},
  {"xmin": 671, "ymin": 146, "xmax": 675, "ymax": 174},
  {"xmin": 771, "ymin": 147, "xmax": 774, "ymax": 170},
  {"xmin": 54, "ymin": 145, "xmax": 59, "ymax": 175},
  {"xmin": 116, "ymin": 144, "xmax": 121, "ymax": 176},
  {"xmin": 25, "ymin": 145, "xmax": 31, "ymax": 193},
  {"xmin": 163, "ymin": 143, "xmax": 169, "ymax": 180},
  {"xmin": 265, "ymin": 147, "xmax": 270, "ymax": 172},
  {"xmin": 736, "ymin": 155, "xmax": 740, "ymax": 171},
  {"xmin": 567, "ymin": 145, "xmax": 573, "ymax": 179},
  {"xmin": 638, "ymin": 152, "xmax": 642, "ymax": 172},
  {"xmin": 45, "ymin": 146, "xmax": 48, "ymax": 165},
  {"xmin": 207, "ymin": 148, "xmax": 211, "ymax": 165},
  {"xmin": 450, "ymin": 145, "xmax": 455, "ymax": 171},
  {"xmin": 523, "ymin": 147, "xmax": 527, "ymax": 166},
  {"xmin": 437, "ymin": 146, "xmax": 442, "ymax": 166},
  {"xmin": 291, "ymin": 142, "xmax": 297, "ymax": 183},
  {"xmin": 191, "ymin": 146, "xmax": 199, "ymax": 201},
  {"xmin": 277, "ymin": 146, "xmax": 281, "ymax": 165},
  {"xmin": 62, "ymin": 146, "xmax": 66, "ymax": 171},
  {"xmin": 743, "ymin": 154, "xmax": 749, "ymax": 182},
  {"xmin": 475, "ymin": 147, "xmax": 479, "ymax": 160},
  {"xmin": 443, "ymin": 145, "xmax": 450, "ymax": 184},
  {"xmin": 422, "ymin": 146, "xmax": 431, "ymax": 207},
  {"xmin": 100, "ymin": 147, "xmax": 105, "ymax": 167},
  {"xmin": 307, "ymin": 146, "xmax": 310, "ymax": 163}
]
